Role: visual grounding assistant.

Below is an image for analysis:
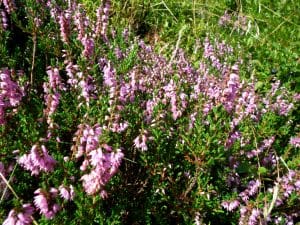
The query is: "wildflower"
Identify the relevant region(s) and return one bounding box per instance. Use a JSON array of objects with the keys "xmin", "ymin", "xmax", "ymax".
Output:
[
  {"xmin": 18, "ymin": 144, "xmax": 56, "ymax": 175},
  {"xmin": 133, "ymin": 132, "xmax": 148, "ymax": 151},
  {"xmin": 3, "ymin": 0, "xmax": 16, "ymax": 14},
  {"xmin": 58, "ymin": 10, "xmax": 71, "ymax": 43},
  {"xmin": 81, "ymin": 36, "xmax": 95, "ymax": 58},
  {"xmin": 221, "ymin": 200, "xmax": 240, "ymax": 211},
  {"xmin": 0, "ymin": 68, "xmax": 25, "ymax": 124},
  {"xmin": 219, "ymin": 10, "xmax": 231, "ymax": 26},
  {"xmin": 1, "ymin": 10, "xmax": 8, "ymax": 30},
  {"xmin": 290, "ymin": 136, "xmax": 300, "ymax": 148},
  {"xmin": 34, "ymin": 188, "xmax": 60, "ymax": 219},
  {"xmin": 248, "ymin": 180, "xmax": 261, "ymax": 196},
  {"xmin": 248, "ymin": 208, "xmax": 260, "ymax": 225},
  {"xmin": 3, "ymin": 204, "xmax": 34, "ymax": 225},
  {"xmin": 59, "ymin": 185, "xmax": 75, "ymax": 200}
]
